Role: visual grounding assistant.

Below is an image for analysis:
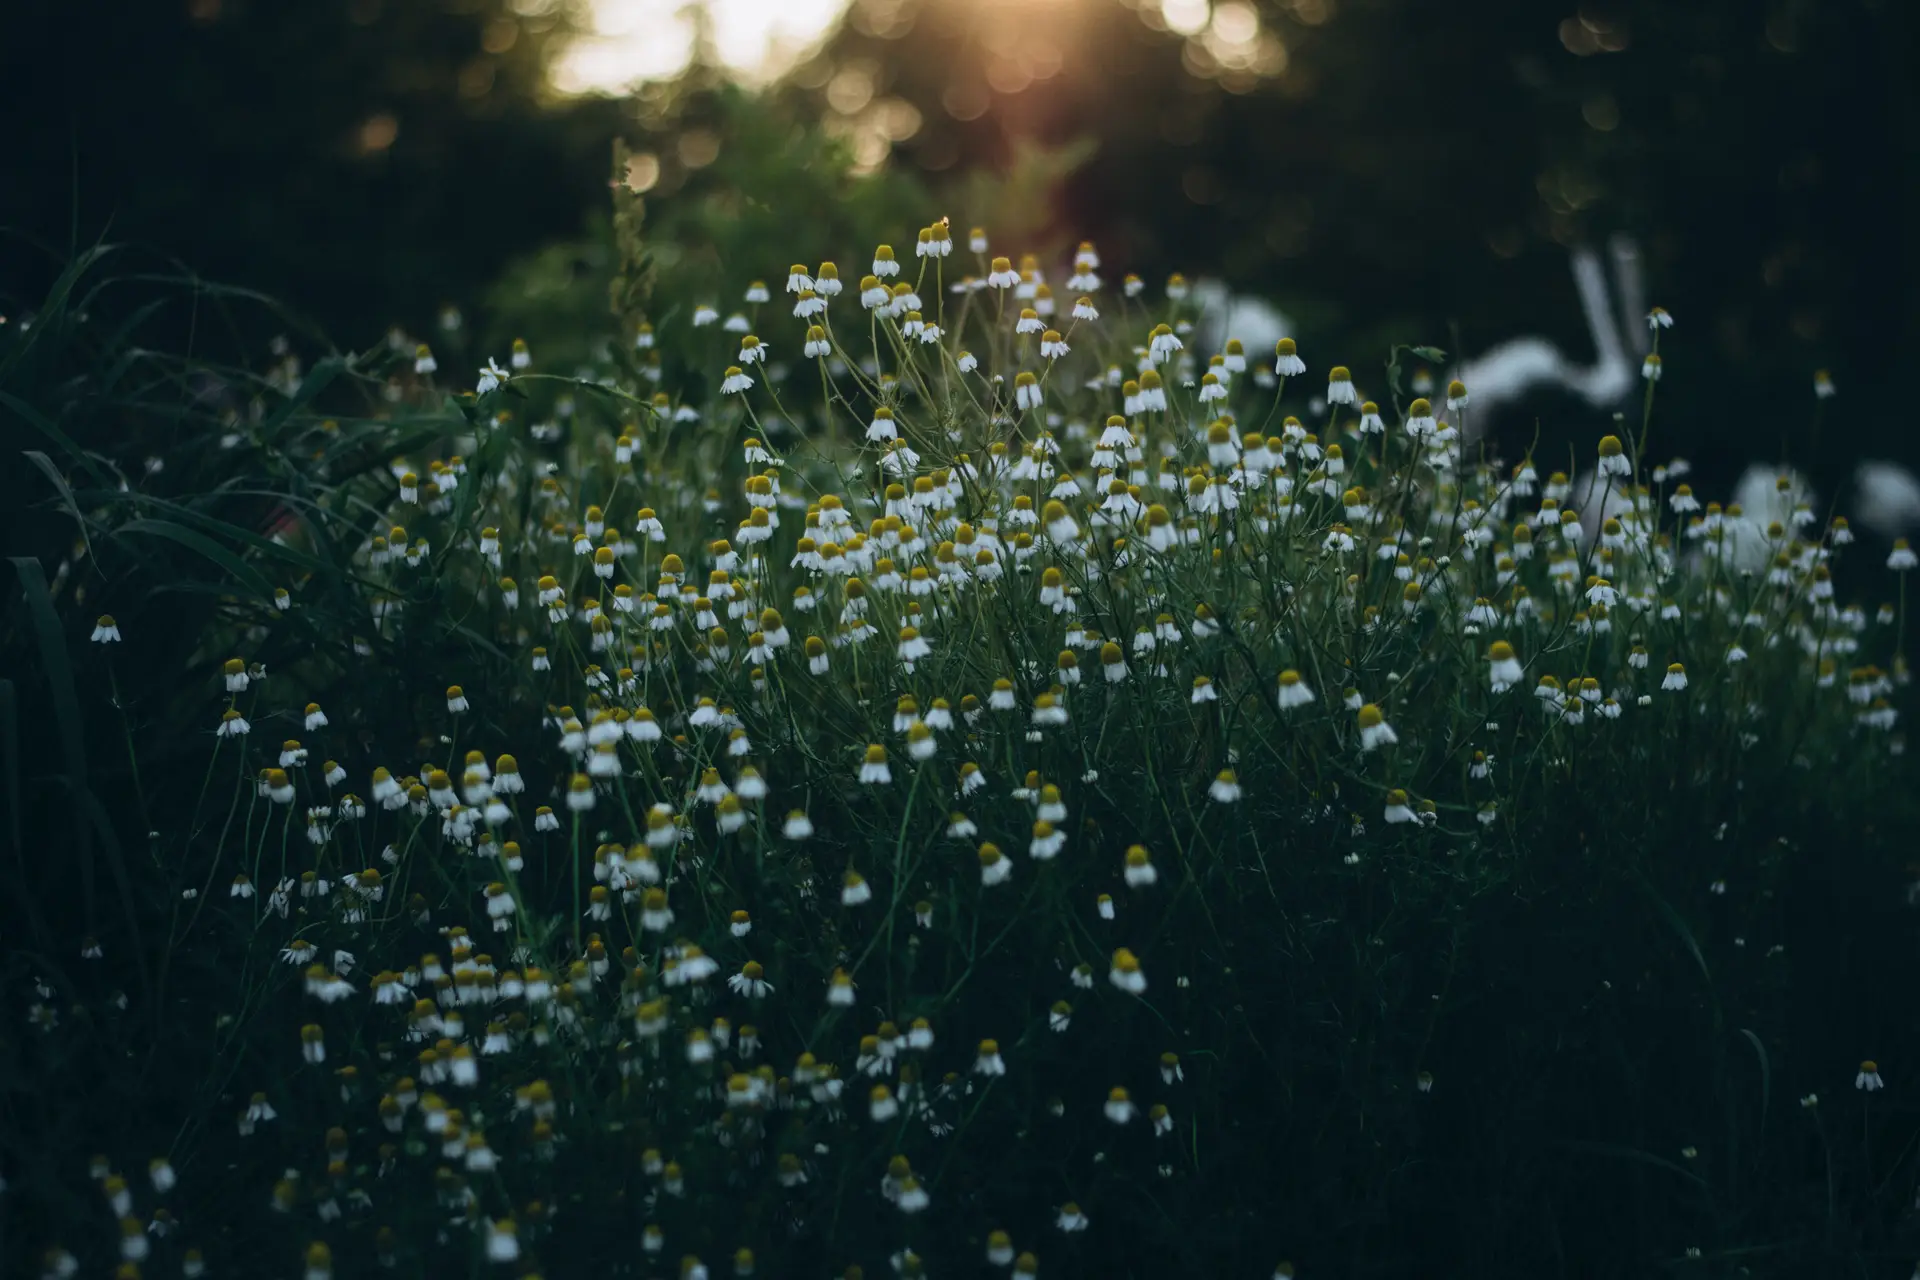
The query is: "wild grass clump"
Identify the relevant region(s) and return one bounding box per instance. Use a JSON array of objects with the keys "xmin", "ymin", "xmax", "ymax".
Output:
[{"xmin": 6, "ymin": 225, "xmax": 1918, "ymax": 1278}]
